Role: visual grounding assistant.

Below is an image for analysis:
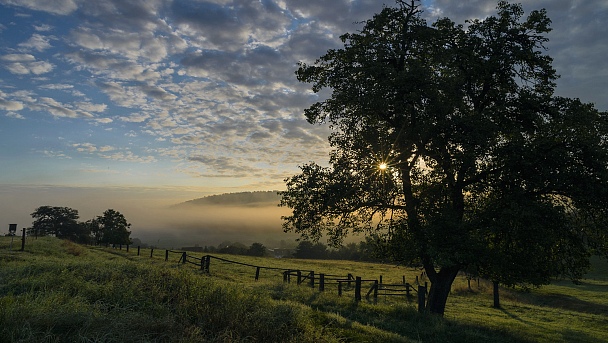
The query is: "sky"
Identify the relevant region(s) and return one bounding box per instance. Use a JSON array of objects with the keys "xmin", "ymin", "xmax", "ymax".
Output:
[{"xmin": 1, "ymin": 0, "xmax": 607, "ymax": 246}]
